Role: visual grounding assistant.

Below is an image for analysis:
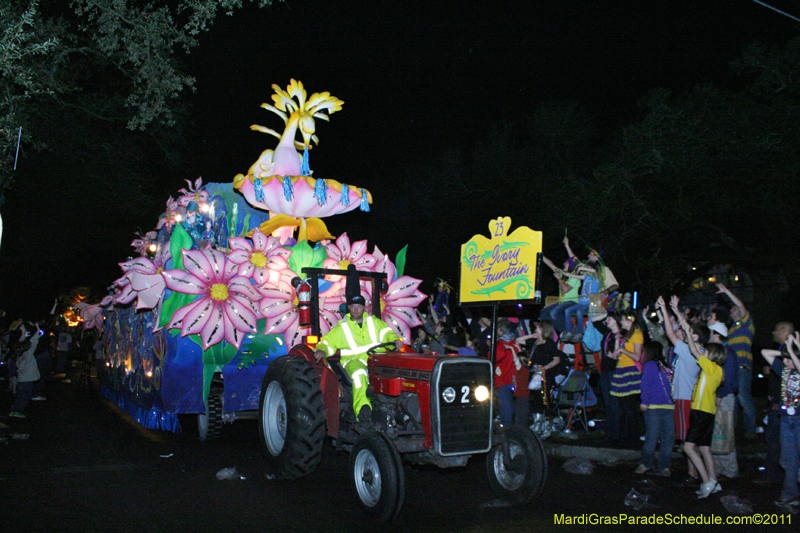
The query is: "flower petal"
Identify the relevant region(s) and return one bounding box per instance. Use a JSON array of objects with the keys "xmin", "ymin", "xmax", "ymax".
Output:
[{"xmin": 162, "ymin": 269, "xmax": 208, "ymax": 295}]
